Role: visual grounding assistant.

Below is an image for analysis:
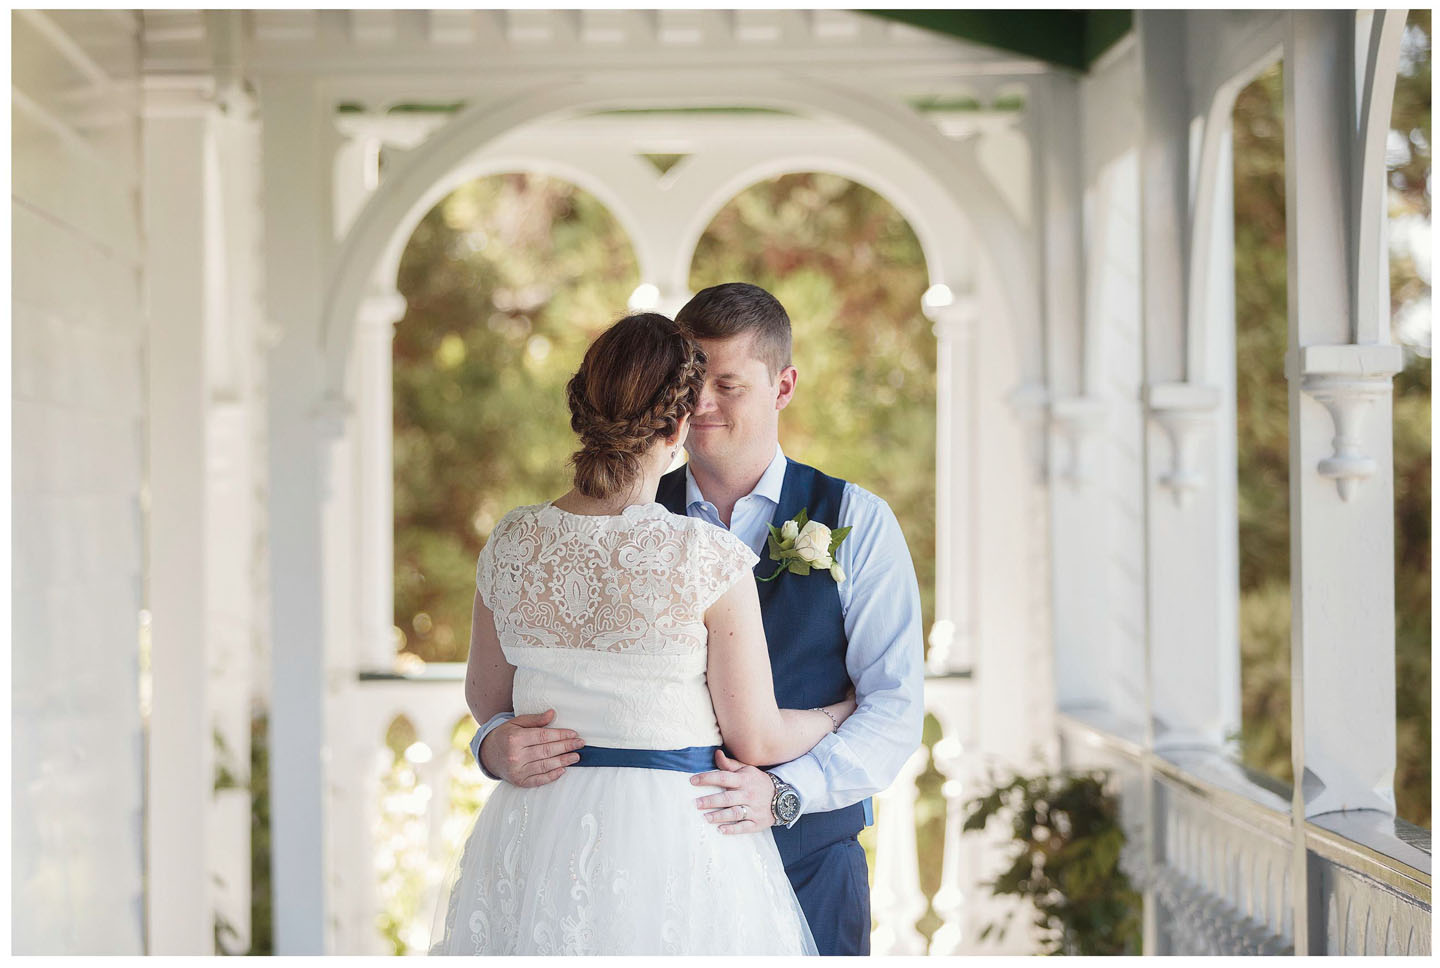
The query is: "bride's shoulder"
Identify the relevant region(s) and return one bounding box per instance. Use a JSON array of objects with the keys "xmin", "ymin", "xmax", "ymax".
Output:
[
  {"xmin": 671, "ymin": 514, "xmax": 752, "ymax": 556},
  {"xmin": 487, "ymin": 502, "xmax": 551, "ymax": 535}
]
